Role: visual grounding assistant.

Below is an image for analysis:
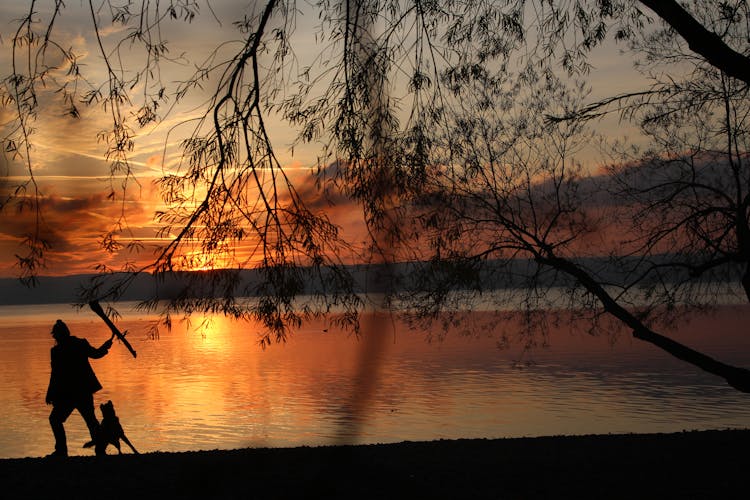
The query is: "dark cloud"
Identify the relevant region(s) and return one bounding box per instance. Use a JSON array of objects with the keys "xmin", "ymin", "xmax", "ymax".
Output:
[
  {"xmin": 0, "ymin": 186, "xmax": 154, "ymax": 275},
  {"xmin": 291, "ymin": 160, "xmax": 353, "ymax": 211},
  {"xmin": 0, "ymin": 192, "xmax": 105, "ymax": 249}
]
